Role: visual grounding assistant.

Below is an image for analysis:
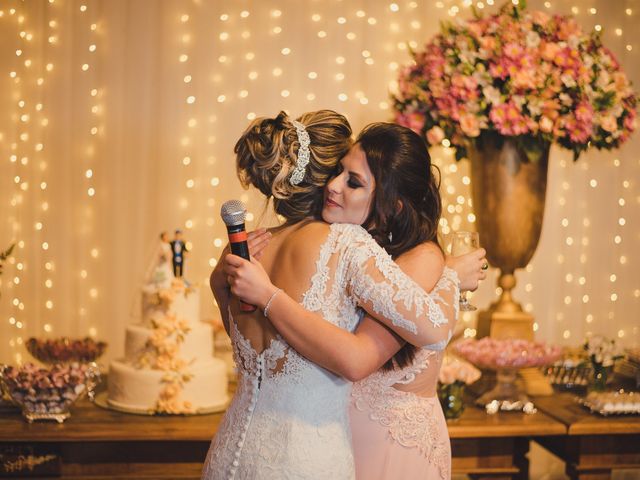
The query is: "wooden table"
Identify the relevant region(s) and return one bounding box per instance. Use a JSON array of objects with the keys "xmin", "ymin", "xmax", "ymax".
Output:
[
  {"xmin": 534, "ymin": 393, "xmax": 640, "ymax": 480},
  {"xmin": 0, "ymin": 395, "xmax": 565, "ymax": 479},
  {"xmin": 447, "ymin": 404, "xmax": 566, "ymax": 479},
  {"xmin": 0, "ymin": 398, "xmax": 219, "ymax": 479}
]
